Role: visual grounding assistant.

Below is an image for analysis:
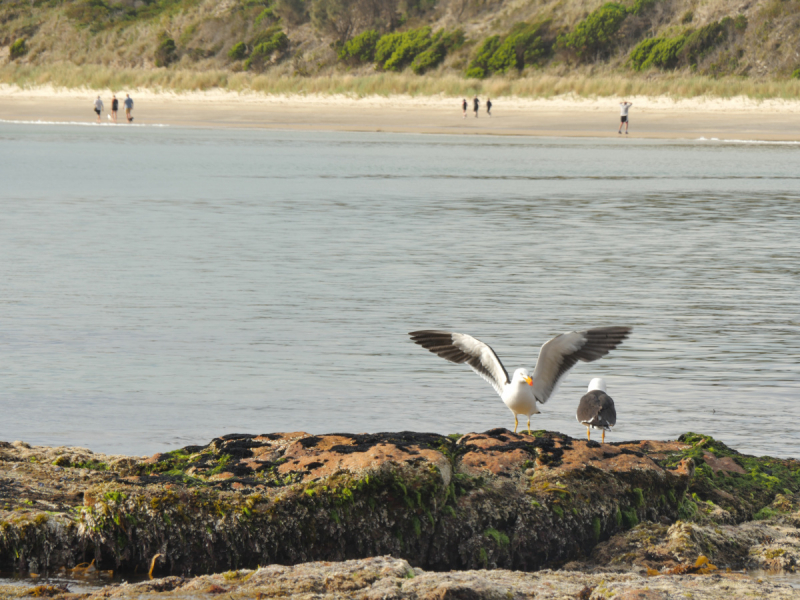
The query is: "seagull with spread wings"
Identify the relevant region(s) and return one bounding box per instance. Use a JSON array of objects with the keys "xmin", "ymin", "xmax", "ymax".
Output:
[{"xmin": 408, "ymin": 326, "xmax": 631, "ymax": 434}]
